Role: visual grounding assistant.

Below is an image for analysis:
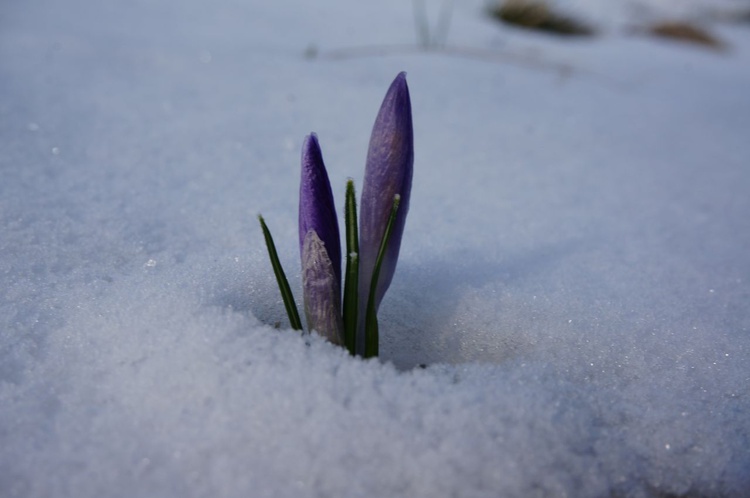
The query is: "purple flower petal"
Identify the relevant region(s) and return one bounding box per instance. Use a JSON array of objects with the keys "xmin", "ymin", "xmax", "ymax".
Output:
[
  {"xmin": 359, "ymin": 72, "xmax": 414, "ymax": 319},
  {"xmin": 299, "ymin": 133, "xmax": 341, "ymax": 284}
]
